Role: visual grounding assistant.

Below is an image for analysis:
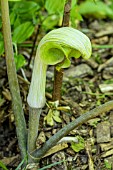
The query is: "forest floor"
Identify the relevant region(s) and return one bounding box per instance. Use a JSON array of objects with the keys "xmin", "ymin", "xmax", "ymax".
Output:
[{"xmin": 0, "ymin": 19, "xmax": 113, "ymax": 170}]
